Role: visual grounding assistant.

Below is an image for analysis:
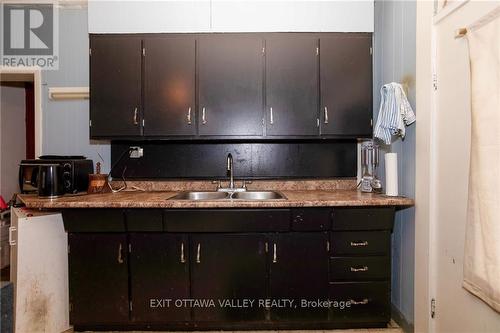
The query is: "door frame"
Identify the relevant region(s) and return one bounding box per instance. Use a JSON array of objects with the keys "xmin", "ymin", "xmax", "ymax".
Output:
[
  {"xmin": 0, "ymin": 66, "xmax": 43, "ymax": 157},
  {"xmin": 414, "ymin": 1, "xmax": 436, "ymax": 332}
]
